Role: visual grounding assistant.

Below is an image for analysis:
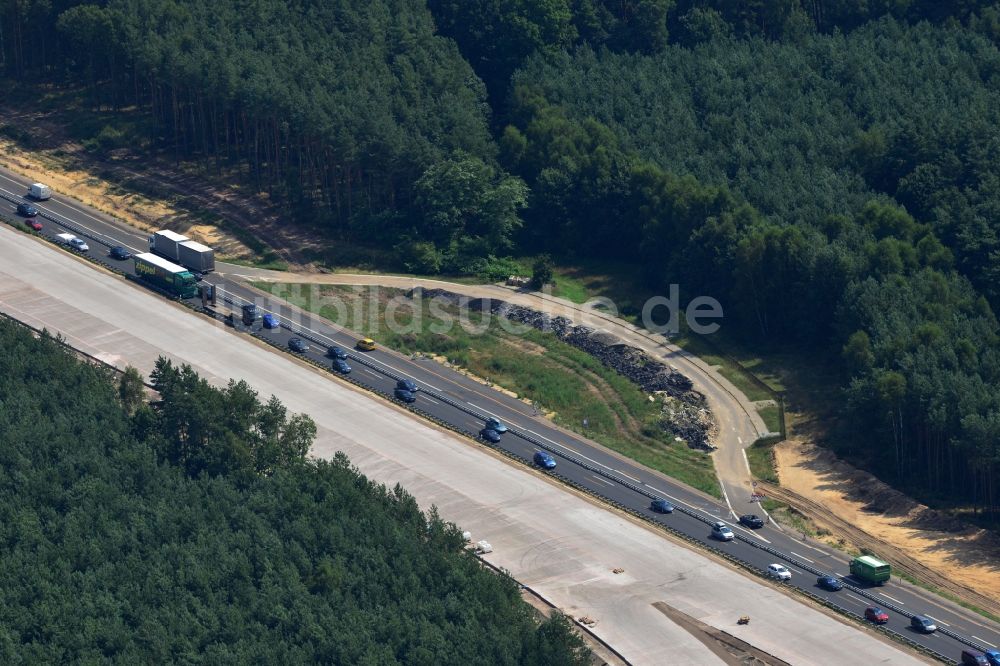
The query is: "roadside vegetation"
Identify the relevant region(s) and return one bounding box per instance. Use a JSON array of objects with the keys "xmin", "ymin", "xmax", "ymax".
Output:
[
  {"xmin": 0, "ymin": 317, "xmax": 589, "ymax": 663},
  {"xmin": 257, "ymin": 283, "xmax": 721, "ymax": 497}
]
